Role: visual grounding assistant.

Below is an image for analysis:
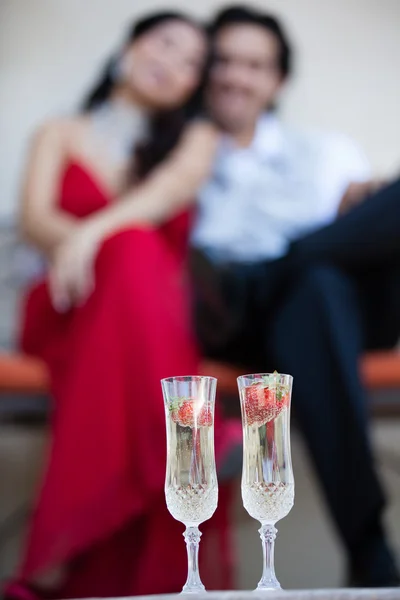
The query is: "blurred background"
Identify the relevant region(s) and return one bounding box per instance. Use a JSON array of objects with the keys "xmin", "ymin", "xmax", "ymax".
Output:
[{"xmin": 1, "ymin": 0, "xmax": 400, "ymax": 592}]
